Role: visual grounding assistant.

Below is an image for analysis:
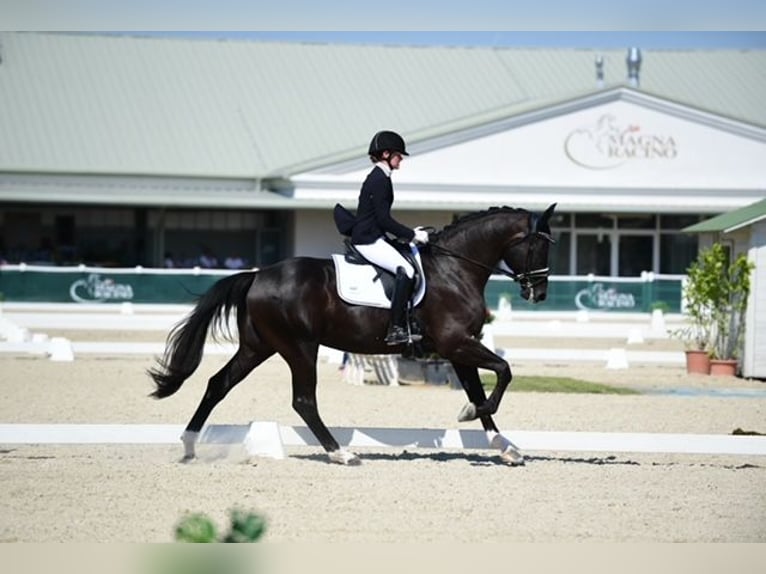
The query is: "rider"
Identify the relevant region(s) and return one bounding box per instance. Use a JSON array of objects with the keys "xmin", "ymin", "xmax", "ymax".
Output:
[{"xmin": 336, "ymin": 130, "xmax": 429, "ymax": 345}]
